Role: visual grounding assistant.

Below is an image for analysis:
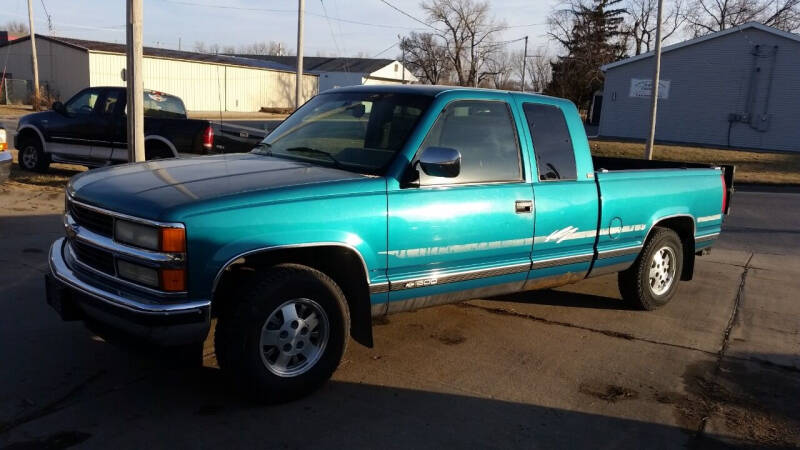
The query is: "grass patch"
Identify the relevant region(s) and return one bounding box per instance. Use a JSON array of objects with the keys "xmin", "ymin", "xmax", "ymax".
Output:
[
  {"xmin": 7, "ymin": 150, "xmax": 85, "ymax": 190},
  {"xmin": 590, "ymin": 140, "xmax": 800, "ymax": 185}
]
